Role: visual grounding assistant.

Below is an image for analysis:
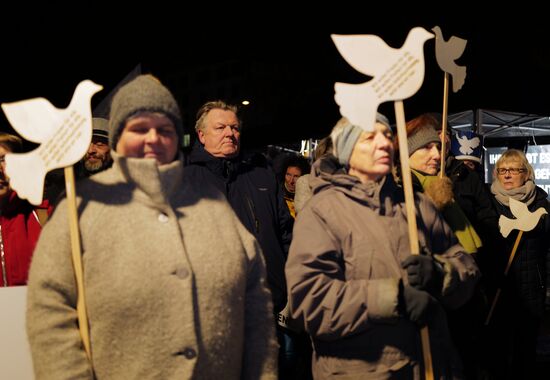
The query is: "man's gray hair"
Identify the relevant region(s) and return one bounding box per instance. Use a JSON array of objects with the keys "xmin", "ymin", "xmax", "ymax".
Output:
[{"xmin": 194, "ymin": 100, "xmax": 240, "ymax": 132}]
